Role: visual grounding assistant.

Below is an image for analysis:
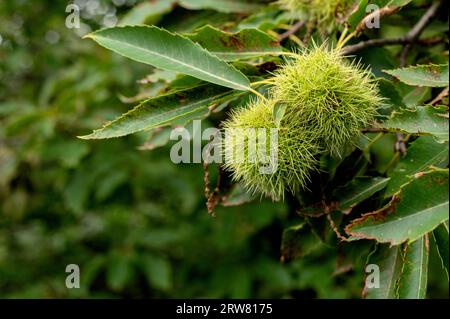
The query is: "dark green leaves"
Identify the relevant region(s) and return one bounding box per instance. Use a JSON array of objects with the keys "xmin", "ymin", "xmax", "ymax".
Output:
[
  {"xmin": 365, "ymin": 236, "xmax": 429, "ymax": 299},
  {"xmin": 396, "ymin": 236, "xmax": 428, "ymax": 299},
  {"xmin": 346, "ymin": 169, "xmax": 449, "ymax": 245},
  {"xmin": 385, "ymin": 136, "xmax": 449, "ymax": 197},
  {"xmin": 280, "ymin": 222, "xmax": 323, "ymax": 263},
  {"xmin": 377, "ymin": 78, "xmax": 406, "ymax": 113},
  {"xmin": 80, "ymin": 85, "xmax": 233, "ymax": 139},
  {"xmin": 333, "ymin": 177, "xmax": 390, "ymax": 212},
  {"xmin": 364, "ymin": 244, "xmax": 403, "ymax": 298},
  {"xmin": 383, "ymin": 64, "xmax": 449, "ymax": 87},
  {"xmin": 433, "ymin": 222, "xmax": 449, "ymax": 279},
  {"xmin": 186, "ymin": 25, "xmax": 283, "ymax": 61},
  {"xmin": 299, "ymin": 176, "xmax": 392, "ymax": 218},
  {"xmin": 85, "ymin": 26, "xmax": 251, "ymax": 91}
]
